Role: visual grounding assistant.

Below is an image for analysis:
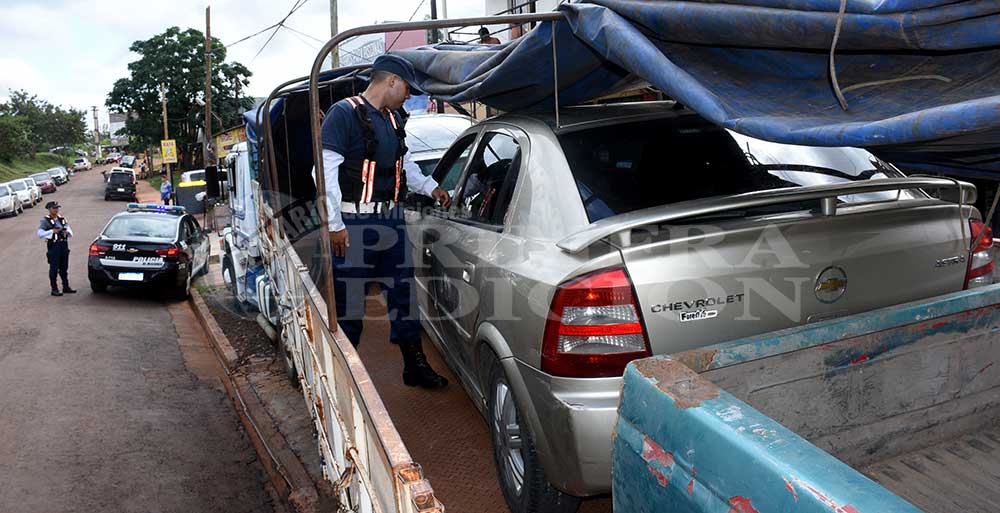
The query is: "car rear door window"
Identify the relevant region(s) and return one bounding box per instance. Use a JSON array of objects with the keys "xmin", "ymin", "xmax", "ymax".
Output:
[
  {"xmin": 559, "ymin": 118, "xmax": 916, "ymax": 223},
  {"xmin": 456, "ymin": 131, "xmax": 522, "ymax": 227}
]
